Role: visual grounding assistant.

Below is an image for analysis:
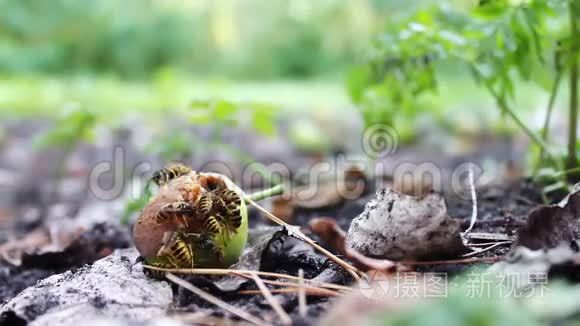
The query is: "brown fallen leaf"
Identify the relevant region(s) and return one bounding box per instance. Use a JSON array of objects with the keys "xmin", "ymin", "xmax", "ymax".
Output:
[
  {"xmin": 0, "ymin": 229, "xmax": 51, "ymax": 266},
  {"xmin": 269, "ymin": 196, "xmax": 295, "ymax": 224},
  {"xmin": 0, "ymin": 225, "xmax": 84, "ymax": 266},
  {"xmin": 310, "ymin": 217, "xmax": 405, "ymax": 273},
  {"xmin": 515, "ymin": 184, "xmax": 580, "ymax": 250},
  {"xmin": 0, "ymin": 207, "xmax": 14, "ymax": 228},
  {"xmin": 309, "ymin": 217, "xmax": 347, "ymax": 255},
  {"xmin": 293, "ymin": 165, "xmax": 367, "ymax": 210},
  {"xmin": 0, "ymin": 223, "xmax": 129, "ymax": 268}
]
